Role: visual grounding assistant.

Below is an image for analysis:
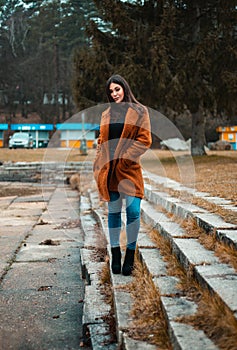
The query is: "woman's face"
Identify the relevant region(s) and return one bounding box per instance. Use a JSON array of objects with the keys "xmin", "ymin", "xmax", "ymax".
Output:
[{"xmin": 109, "ymin": 83, "xmax": 124, "ymax": 103}]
